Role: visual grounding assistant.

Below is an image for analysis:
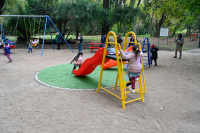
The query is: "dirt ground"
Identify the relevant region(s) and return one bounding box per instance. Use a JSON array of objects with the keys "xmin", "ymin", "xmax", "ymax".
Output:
[{"xmin": 0, "ymin": 48, "xmax": 200, "ymax": 133}]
